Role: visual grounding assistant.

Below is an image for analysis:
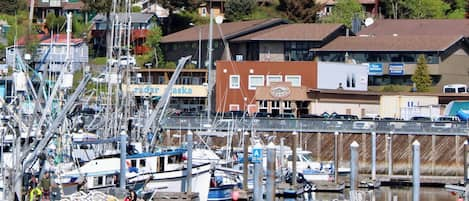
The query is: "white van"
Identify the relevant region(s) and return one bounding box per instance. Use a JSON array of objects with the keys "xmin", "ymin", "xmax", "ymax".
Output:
[{"xmin": 443, "ymin": 84, "xmax": 467, "ymax": 93}]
